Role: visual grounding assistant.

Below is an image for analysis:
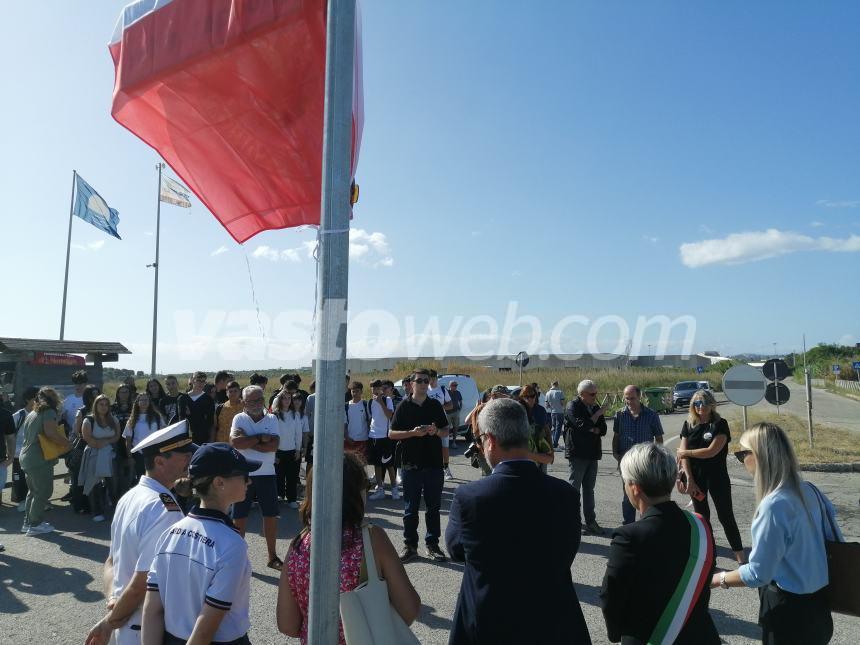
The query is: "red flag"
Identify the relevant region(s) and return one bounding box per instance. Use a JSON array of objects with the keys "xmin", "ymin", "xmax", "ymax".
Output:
[{"xmin": 109, "ymin": 0, "xmax": 363, "ymax": 243}]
